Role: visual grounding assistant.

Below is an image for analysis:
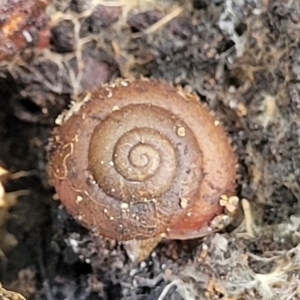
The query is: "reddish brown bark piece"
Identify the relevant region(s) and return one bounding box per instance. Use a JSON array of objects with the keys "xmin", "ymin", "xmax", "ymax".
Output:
[{"xmin": 0, "ymin": 0, "xmax": 50, "ymax": 62}]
